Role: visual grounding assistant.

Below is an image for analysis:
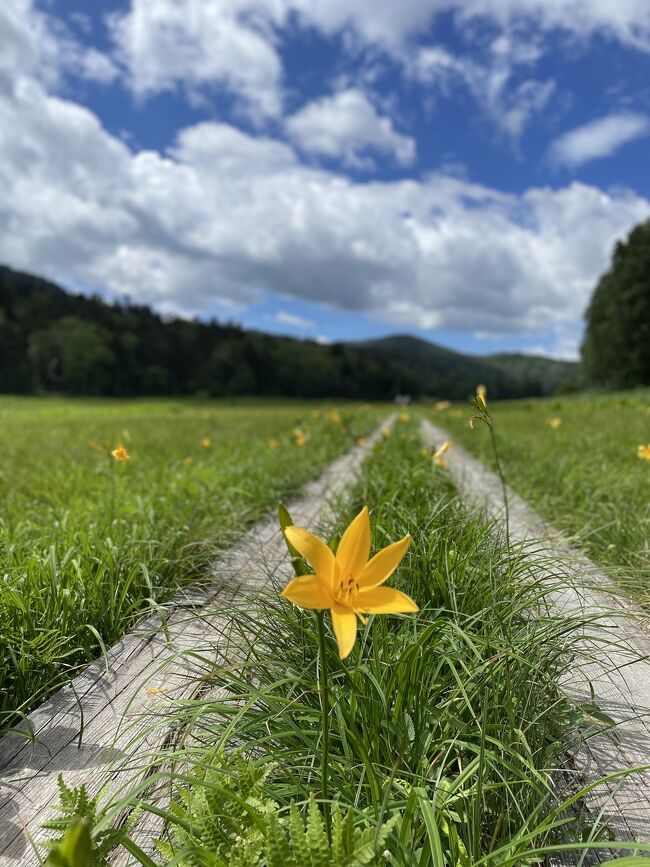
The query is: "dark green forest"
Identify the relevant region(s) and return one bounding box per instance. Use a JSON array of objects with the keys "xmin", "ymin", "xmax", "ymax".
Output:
[
  {"xmin": 582, "ymin": 219, "xmax": 650, "ymax": 389},
  {"xmin": 0, "ymin": 264, "xmax": 579, "ymax": 399}
]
